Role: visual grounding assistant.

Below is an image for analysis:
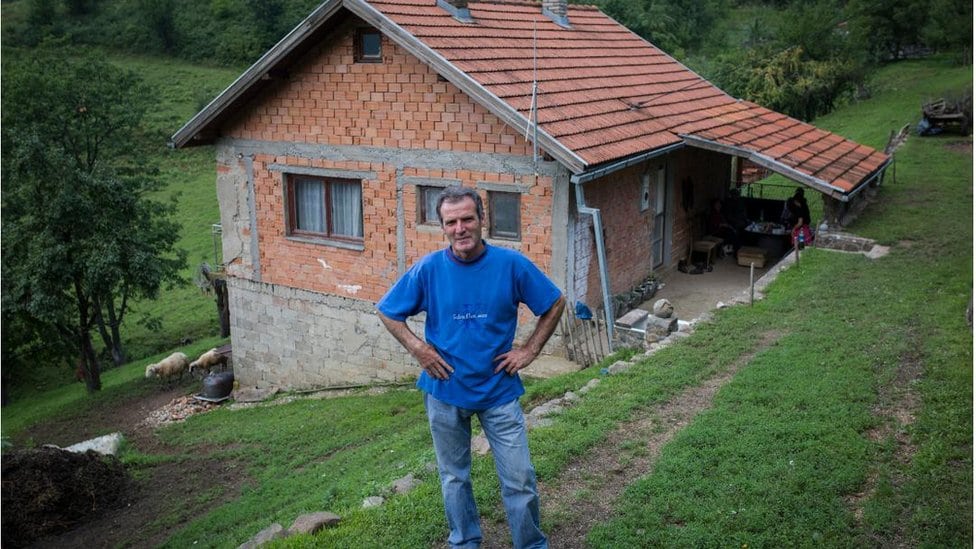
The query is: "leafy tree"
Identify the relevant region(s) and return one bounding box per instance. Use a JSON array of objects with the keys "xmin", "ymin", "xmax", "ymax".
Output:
[
  {"xmin": 712, "ymin": 45, "xmax": 857, "ymax": 120},
  {"xmin": 846, "ymin": 0, "xmax": 930, "ymax": 61},
  {"xmin": 1, "ymin": 46, "xmax": 186, "ymax": 392},
  {"xmin": 921, "ymin": 0, "xmax": 973, "ymax": 60}
]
